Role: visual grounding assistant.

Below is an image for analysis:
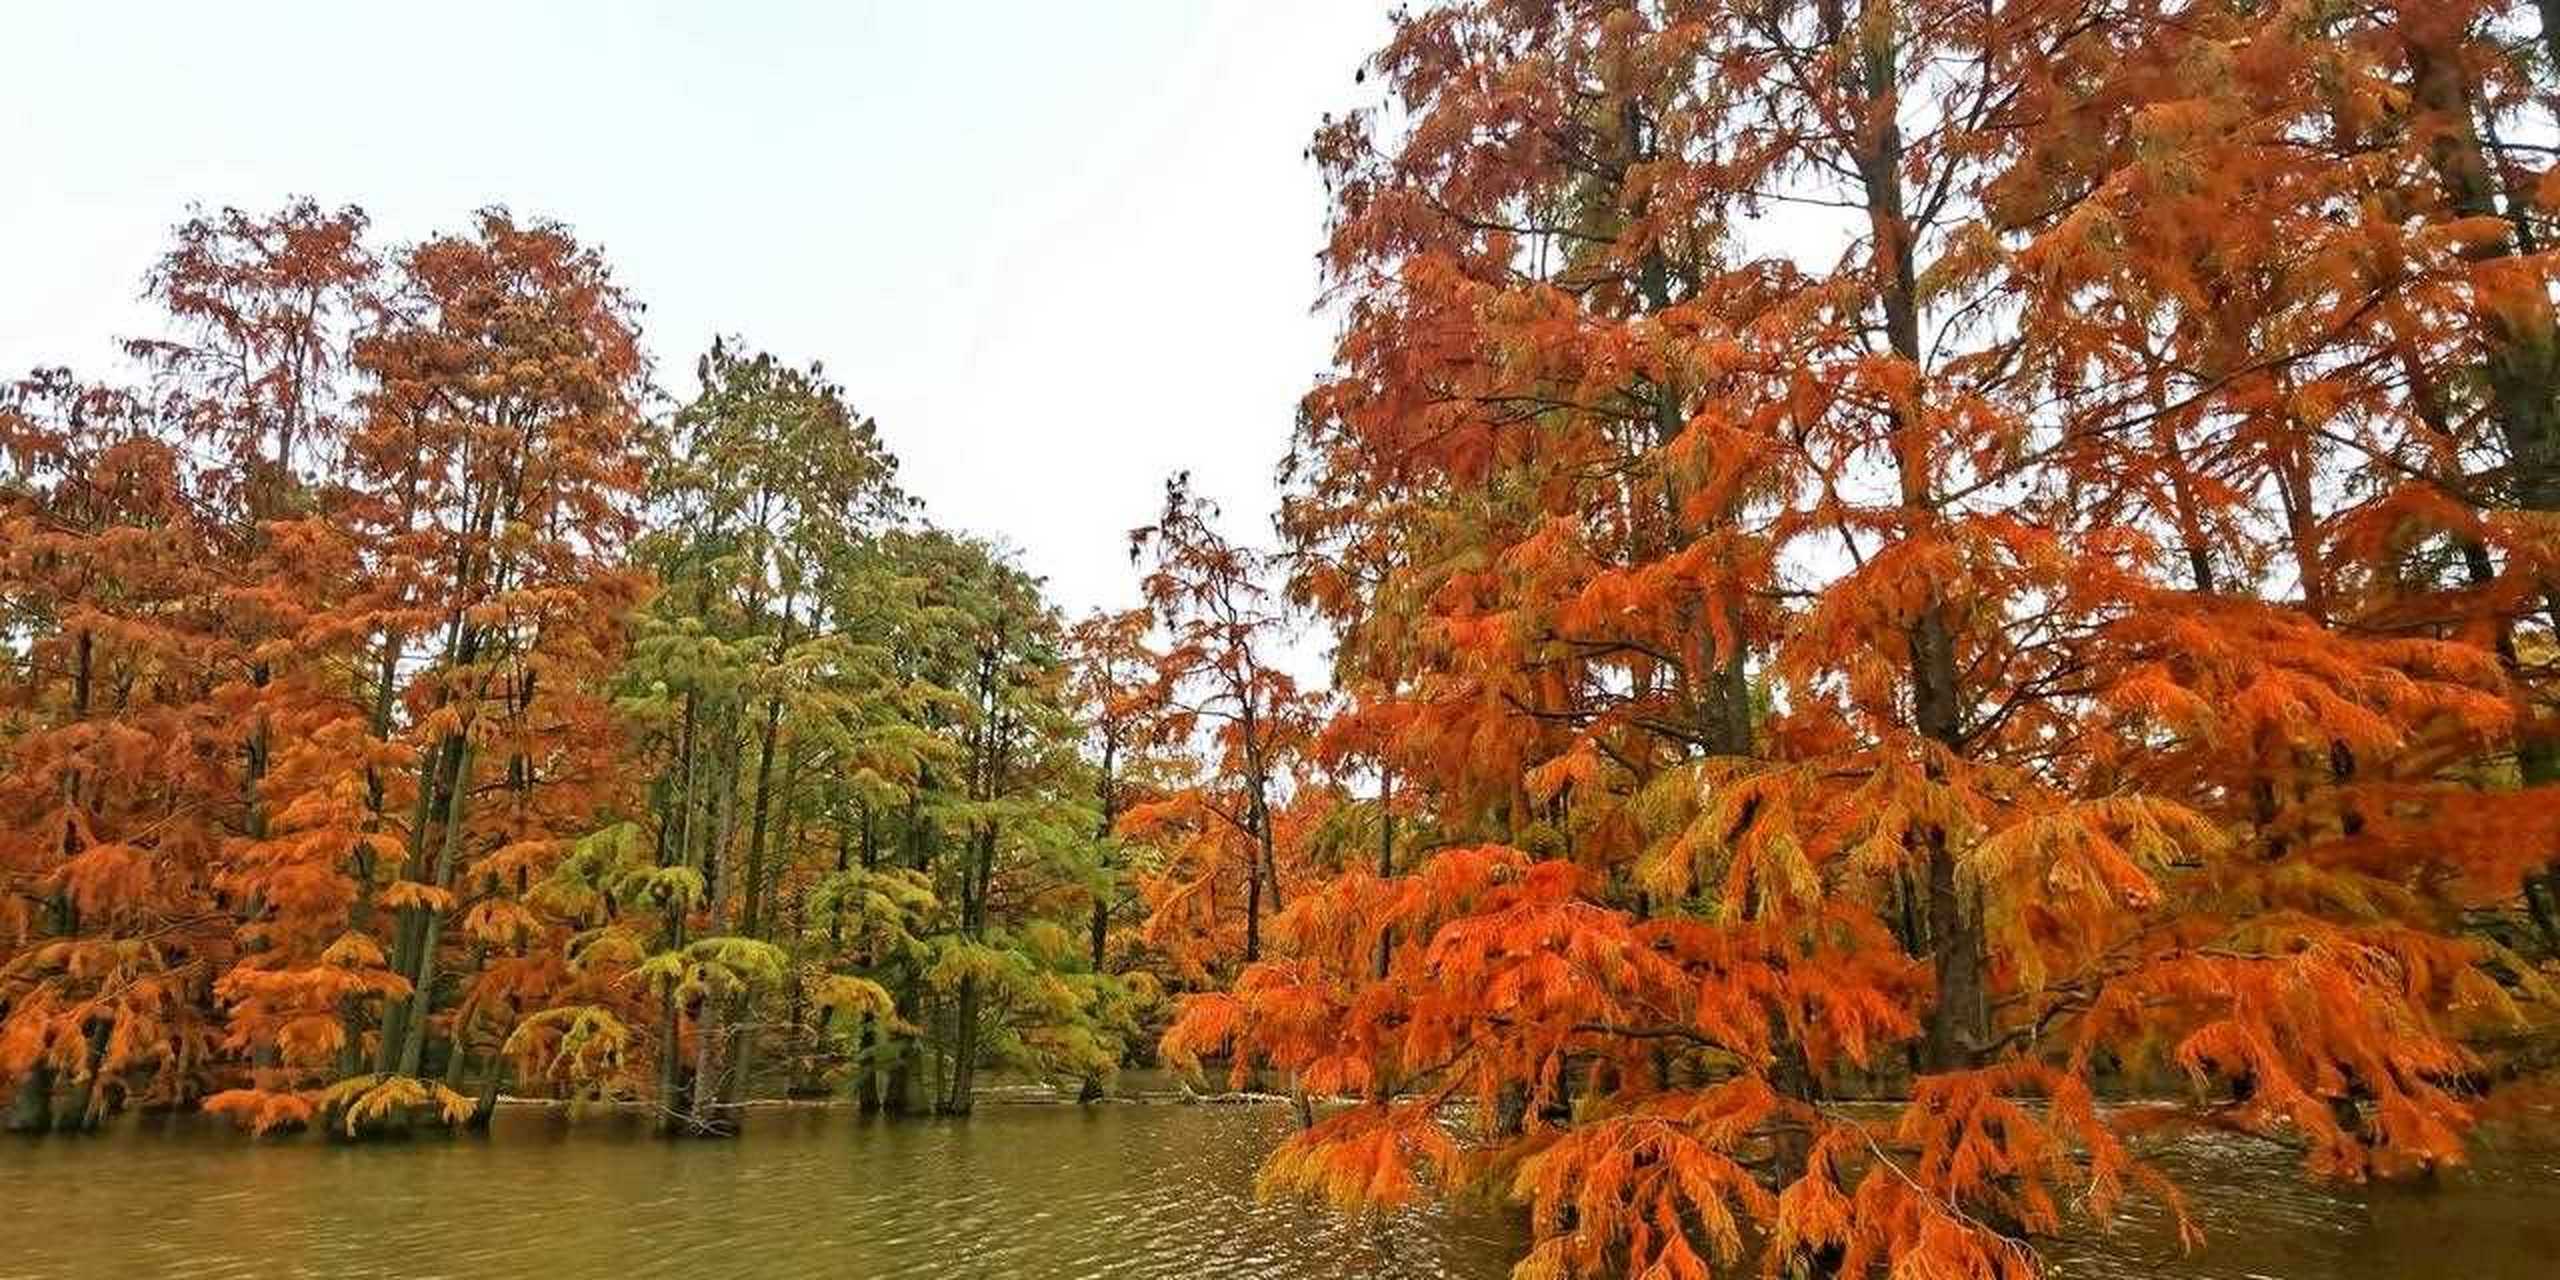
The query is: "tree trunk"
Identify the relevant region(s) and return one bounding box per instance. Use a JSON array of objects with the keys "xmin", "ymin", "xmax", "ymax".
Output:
[
  {"xmin": 855, "ymin": 1013, "xmax": 883, "ymax": 1112},
  {"xmin": 711, "ymin": 697, "xmax": 788, "ymax": 1126},
  {"xmin": 945, "ymin": 976, "xmax": 981, "ymax": 1116},
  {"xmin": 9, "ymin": 630, "xmax": 93, "ymax": 1134},
  {"xmin": 1080, "ymin": 738, "xmax": 1119, "ymax": 1104},
  {"xmin": 1835, "ymin": 0, "xmax": 1986, "ymax": 1071},
  {"xmin": 1243, "ymin": 831, "xmax": 1264, "ymax": 964},
  {"xmin": 684, "ymin": 742, "xmax": 744, "ymax": 1137},
  {"xmin": 657, "ymin": 686, "xmax": 700, "ymax": 1132},
  {"xmin": 2404, "ymin": 19, "xmax": 2560, "ymax": 938},
  {"xmin": 378, "ymin": 730, "xmax": 463, "ymax": 1074},
  {"xmin": 1623, "ymin": 112, "xmax": 1751, "ymax": 758},
  {"xmin": 394, "ymin": 738, "xmax": 476, "ymax": 1081},
  {"xmin": 944, "ymin": 820, "xmax": 999, "ymax": 1116},
  {"xmin": 1375, "ymin": 767, "xmax": 1396, "ymax": 980},
  {"xmin": 884, "ymin": 790, "xmax": 931, "ymax": 1116}
]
